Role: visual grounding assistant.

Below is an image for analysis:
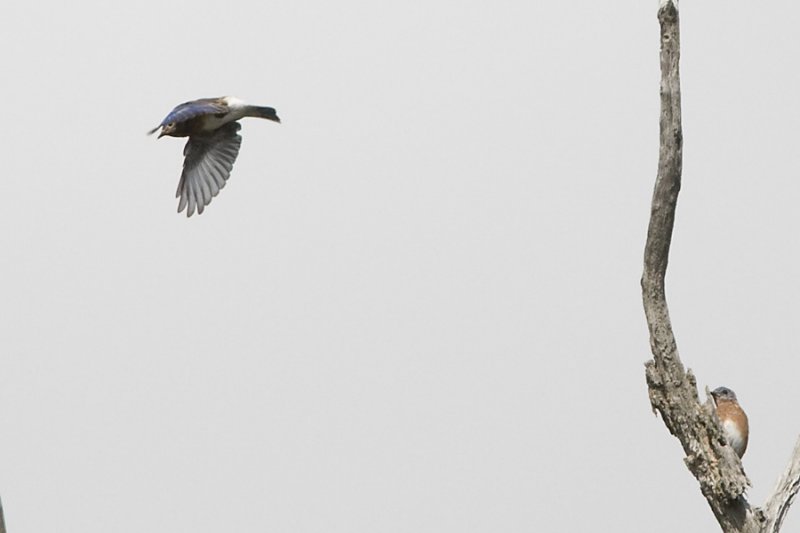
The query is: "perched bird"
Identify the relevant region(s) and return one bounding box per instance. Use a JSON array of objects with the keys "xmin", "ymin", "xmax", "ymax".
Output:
[
  {"xmin": 711, "ymin": 386, "xmax": 749, "ymax": 458},
  {"xmin": 149, "ymin": 96, "xmax": 280, "ymax": 217}
]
